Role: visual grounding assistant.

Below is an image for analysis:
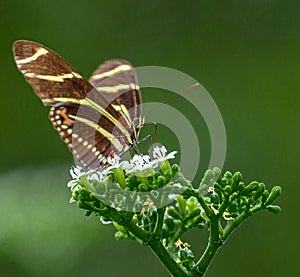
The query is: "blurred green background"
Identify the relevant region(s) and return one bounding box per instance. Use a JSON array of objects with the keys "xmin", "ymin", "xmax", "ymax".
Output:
[{"xmin": 0, "ymin": 0, "xmax": 299, "ymax": 276}]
